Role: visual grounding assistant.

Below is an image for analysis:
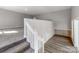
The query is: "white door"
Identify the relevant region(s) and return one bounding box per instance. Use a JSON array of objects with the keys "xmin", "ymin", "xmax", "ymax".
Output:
[{"xmin": 72, "ymin": 19, "xmax": 79, "ymax": 49}]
